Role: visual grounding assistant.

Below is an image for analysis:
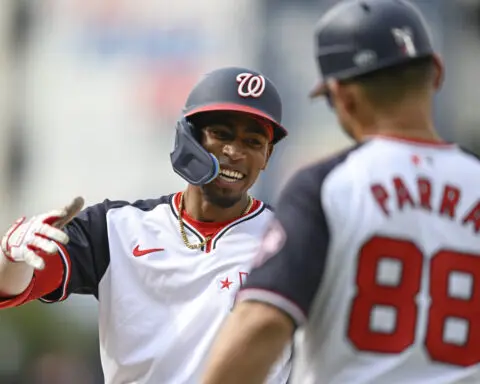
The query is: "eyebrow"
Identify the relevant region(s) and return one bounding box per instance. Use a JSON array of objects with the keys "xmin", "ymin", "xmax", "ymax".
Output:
[
  {"xmin": 208, "ymin": 118, "xmax": 269, "ymax": 138},
  {"xmin": 245, "ymin": 125, "xmax": 269, "ymax": 138}
]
